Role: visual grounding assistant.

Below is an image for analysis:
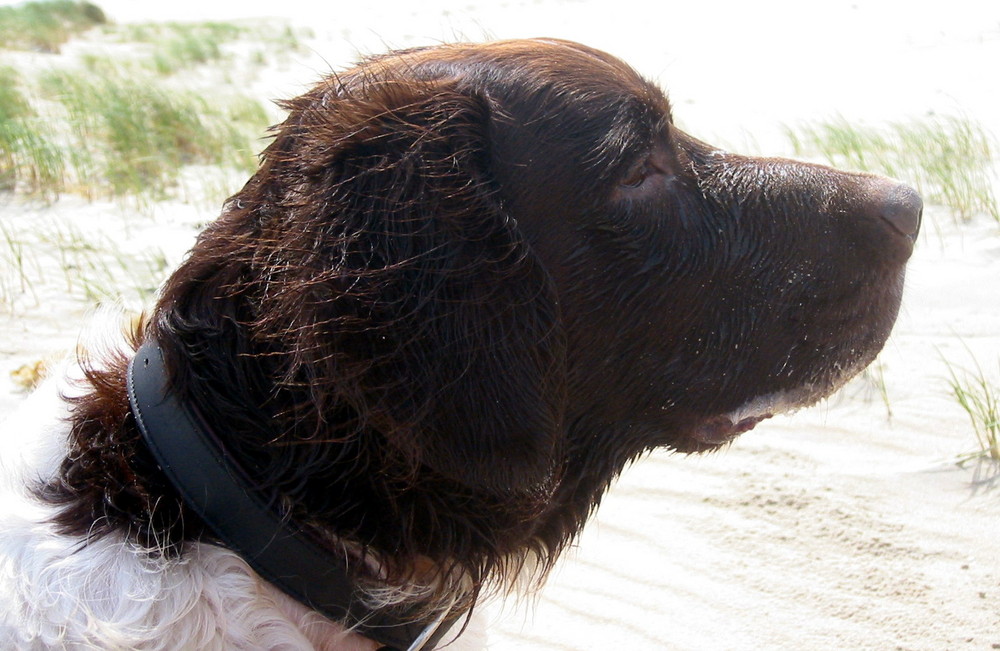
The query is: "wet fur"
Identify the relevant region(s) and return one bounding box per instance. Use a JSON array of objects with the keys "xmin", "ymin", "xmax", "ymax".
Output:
[{"xmin": 6, "ymin": 39, "xmax": 915, "ymax": 646}]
